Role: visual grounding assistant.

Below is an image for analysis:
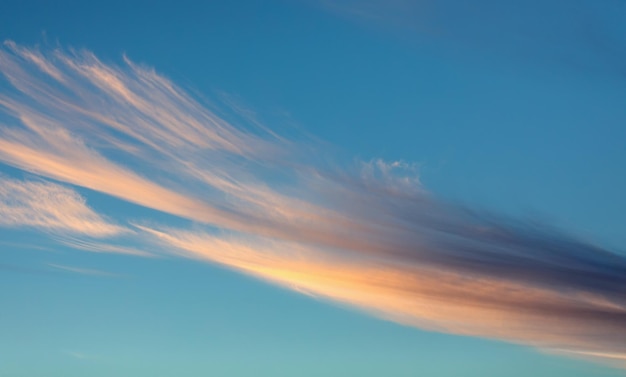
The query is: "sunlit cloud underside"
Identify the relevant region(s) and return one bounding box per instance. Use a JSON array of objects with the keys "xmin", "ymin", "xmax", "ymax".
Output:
[{"xmin": 0, "ymin": 42, "xmax": 625, "ymax": 367}]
